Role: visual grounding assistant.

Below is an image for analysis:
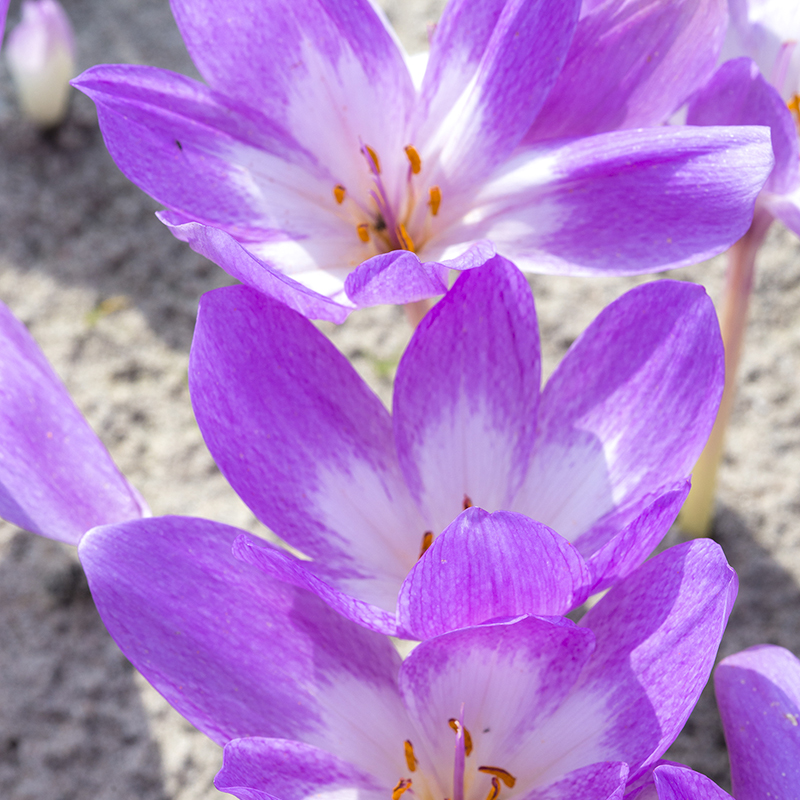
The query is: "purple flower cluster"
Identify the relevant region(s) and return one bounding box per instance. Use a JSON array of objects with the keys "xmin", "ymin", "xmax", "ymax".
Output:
[{"xmin": 3, "ymin": 0, "xmax": 800, "ymax": 798}]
